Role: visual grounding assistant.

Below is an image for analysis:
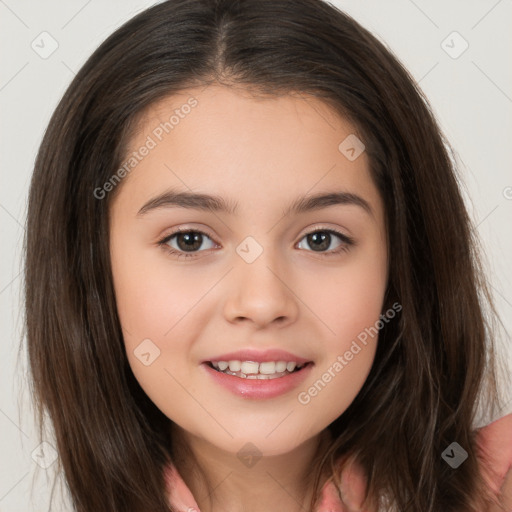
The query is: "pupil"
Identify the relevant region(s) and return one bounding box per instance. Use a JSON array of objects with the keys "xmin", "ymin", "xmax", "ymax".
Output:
[
  {"xmin": 176, "ymin": 231, "xmax": 330, "ymax": 252},
  {"xmin": 308, "ymin": 232, "xmax": 329, "ymax": 251},
  {"xmin": 177, "ymin": 232, "xmax": 202, "ymax": 251}
]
